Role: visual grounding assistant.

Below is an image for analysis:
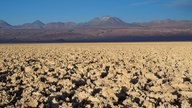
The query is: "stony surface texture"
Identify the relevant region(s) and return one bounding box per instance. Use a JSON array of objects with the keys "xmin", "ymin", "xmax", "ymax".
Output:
[{"xmin": 0, "ymin": 42, "xmax": 192, "ymax": 108}]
